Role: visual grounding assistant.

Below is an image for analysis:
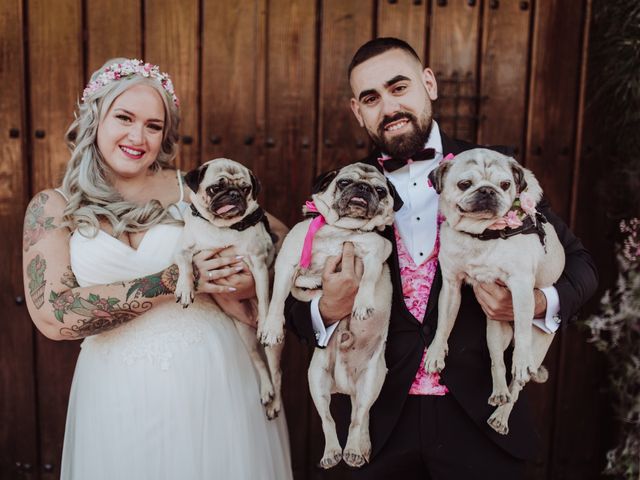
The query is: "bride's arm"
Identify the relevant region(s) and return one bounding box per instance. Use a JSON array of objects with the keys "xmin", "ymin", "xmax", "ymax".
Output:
[{"xmin": 22, "ymin": 190, "xmax": 238, "ymax": 341}]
